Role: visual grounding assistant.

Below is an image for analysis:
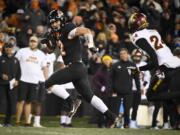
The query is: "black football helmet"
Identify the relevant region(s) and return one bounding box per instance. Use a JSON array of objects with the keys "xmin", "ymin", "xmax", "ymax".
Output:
[{"xmin": 48, "ymin": 9, "xmax": 66, "ymax": 32}]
